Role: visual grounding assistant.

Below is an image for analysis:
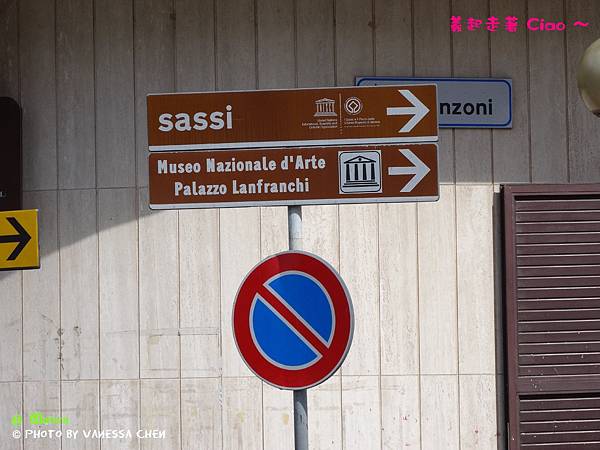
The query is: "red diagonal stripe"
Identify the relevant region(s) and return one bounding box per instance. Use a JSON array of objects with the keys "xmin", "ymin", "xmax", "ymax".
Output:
[{"xmin": 257, "ymin": 285, "xmax": 329, "ymax": 356}]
